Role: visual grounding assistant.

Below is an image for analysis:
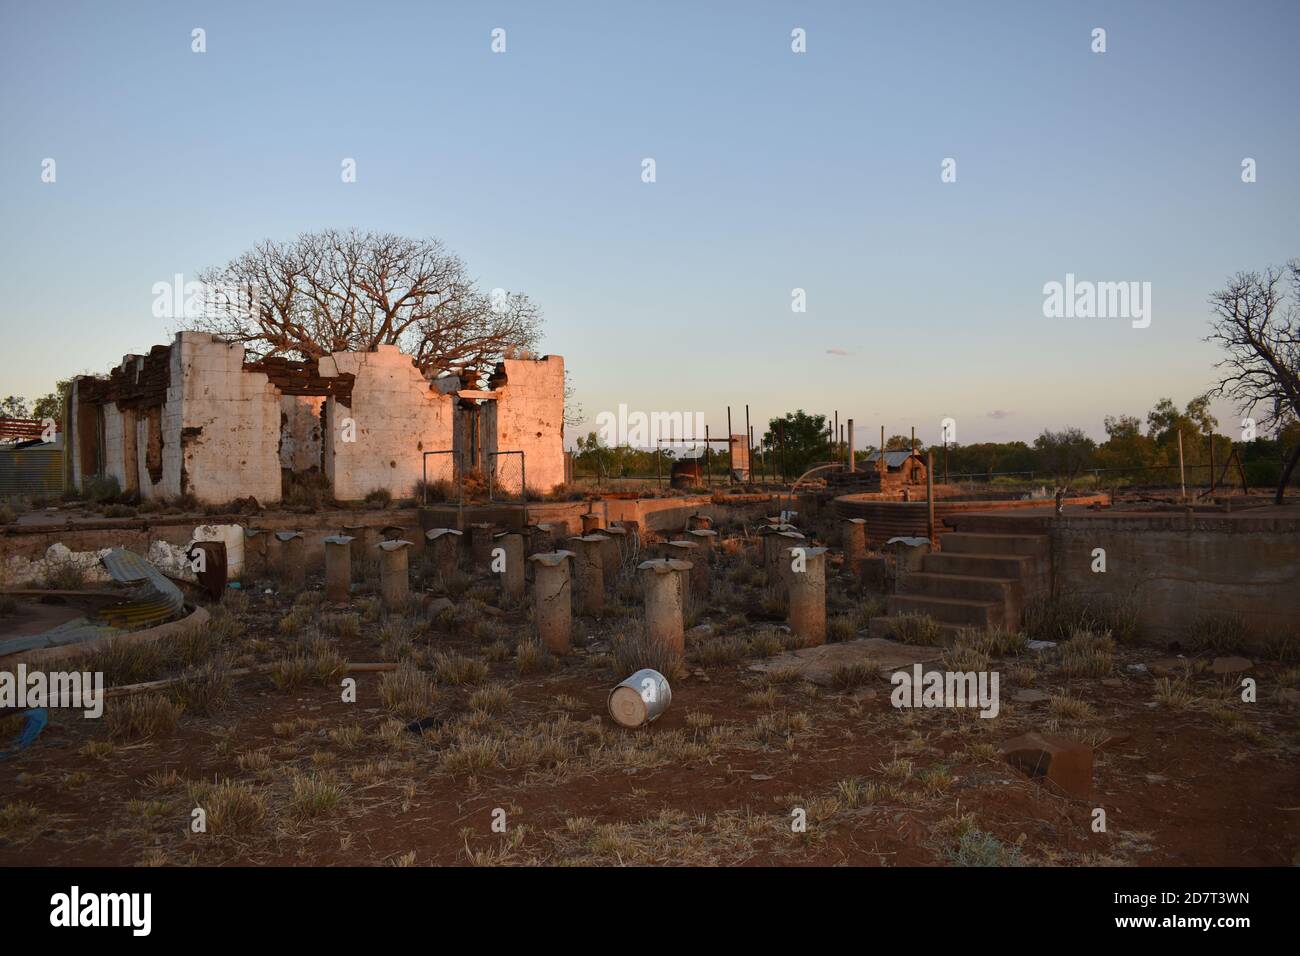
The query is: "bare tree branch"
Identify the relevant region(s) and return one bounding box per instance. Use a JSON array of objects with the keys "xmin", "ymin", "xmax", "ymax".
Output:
[{"xmin": 190, "ymin": 229, "xmax": 542, "ymax": 382}]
